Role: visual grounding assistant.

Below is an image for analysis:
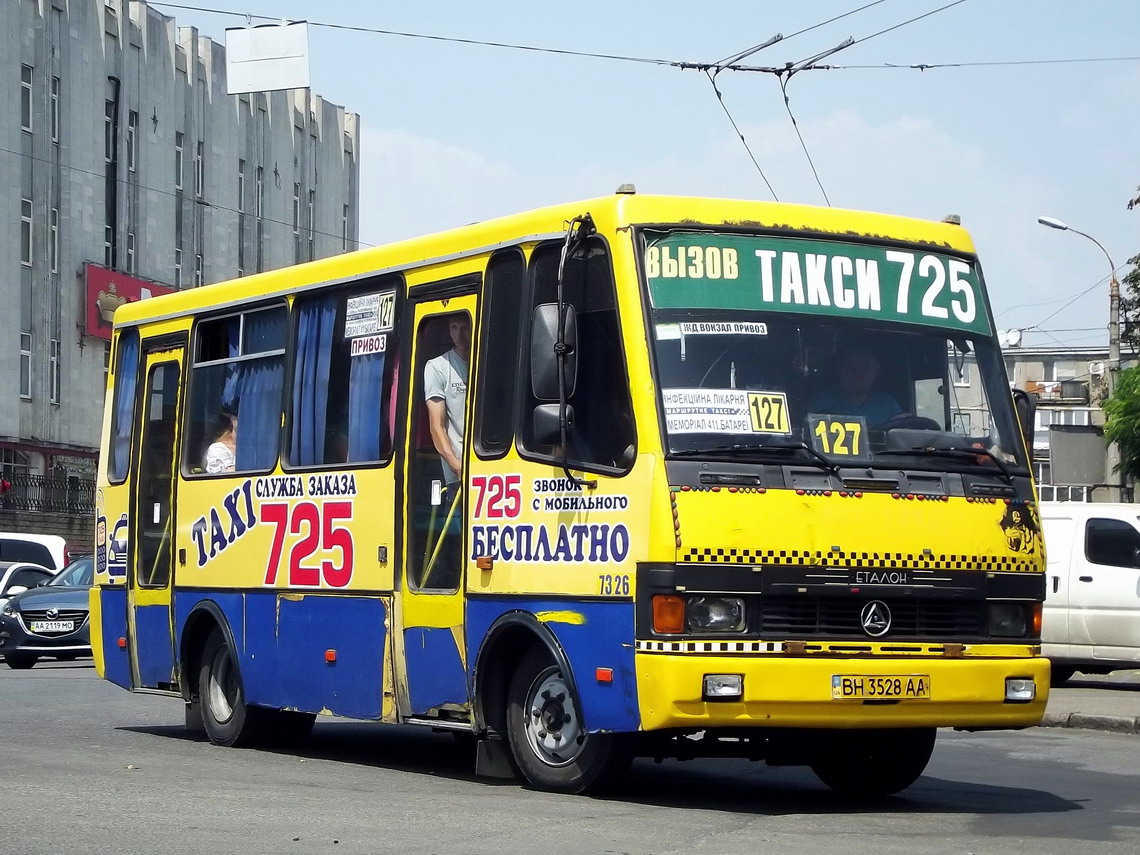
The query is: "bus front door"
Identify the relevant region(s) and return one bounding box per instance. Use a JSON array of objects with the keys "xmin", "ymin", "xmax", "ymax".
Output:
[
  {"xmin": 397, "ymin": 294, "xmax": 476, "ymax": 721},
  {"xmin": 126, "ymin": 345, "xmax": 182, "ymax": 690}
]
